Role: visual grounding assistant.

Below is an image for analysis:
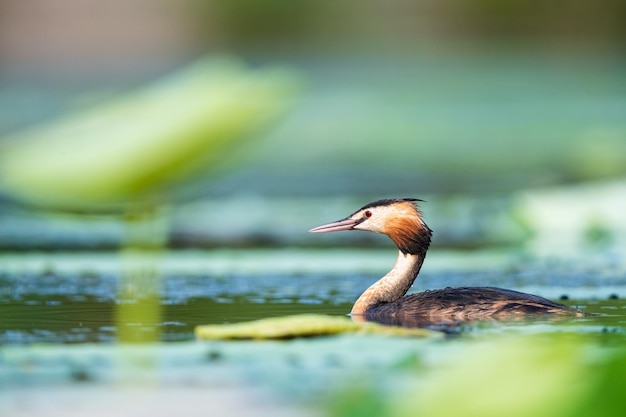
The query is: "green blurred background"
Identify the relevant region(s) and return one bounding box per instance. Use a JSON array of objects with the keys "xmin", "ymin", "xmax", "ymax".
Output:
[{"xmin": 0, "ymin": 0, "xmax": 625, "ymax": 251}]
